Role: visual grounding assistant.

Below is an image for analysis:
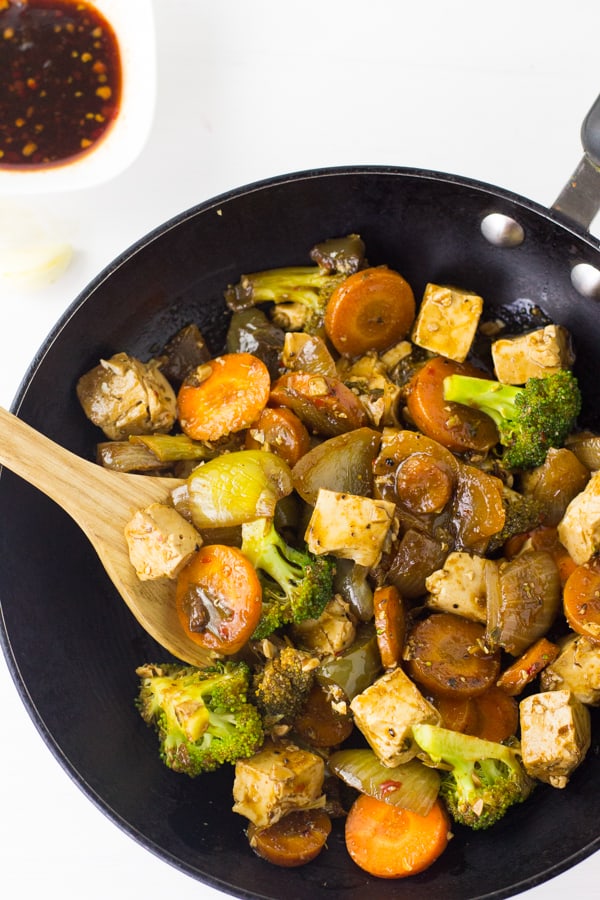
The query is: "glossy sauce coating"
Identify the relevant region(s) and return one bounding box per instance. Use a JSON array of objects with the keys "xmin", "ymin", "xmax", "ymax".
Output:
[{"xmin": 0, "ymin": 0, "xmax": 121, "ymax": 168}]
